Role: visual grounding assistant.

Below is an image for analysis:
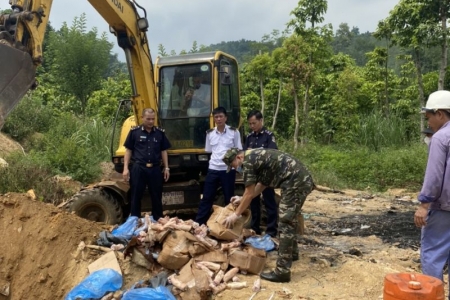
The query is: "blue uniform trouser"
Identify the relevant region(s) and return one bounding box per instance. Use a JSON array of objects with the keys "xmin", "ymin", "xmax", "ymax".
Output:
[
  {"xmin": 250, "ymin": 188, "xmax": 278, "ymax": 237},
  {"xmin": 195, "ymin": 169, "xmax": 236, "ymax": 225},
  {"xmin": 129, "ymin": 164, "xmax": 163, "ymax": 221},
  {"xmin": 421, "ymin": 209, "xmax": 450, "ymax": 296}
]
